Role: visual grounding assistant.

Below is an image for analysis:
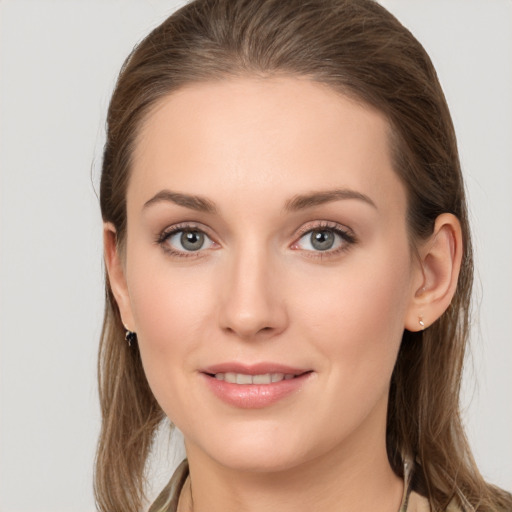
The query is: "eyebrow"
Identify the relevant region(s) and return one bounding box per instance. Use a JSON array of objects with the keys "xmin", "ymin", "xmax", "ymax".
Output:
[
  {"xmin": 143, "ymin": 187, "xmax": 376, "ymax": 214},
  {"xmin": 143, "ymin": 190, "xmax": 217, "ymax": 213},
  {"xmin": 284, "ymin": 189, "xmax": 377, "ymax": 211}
]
